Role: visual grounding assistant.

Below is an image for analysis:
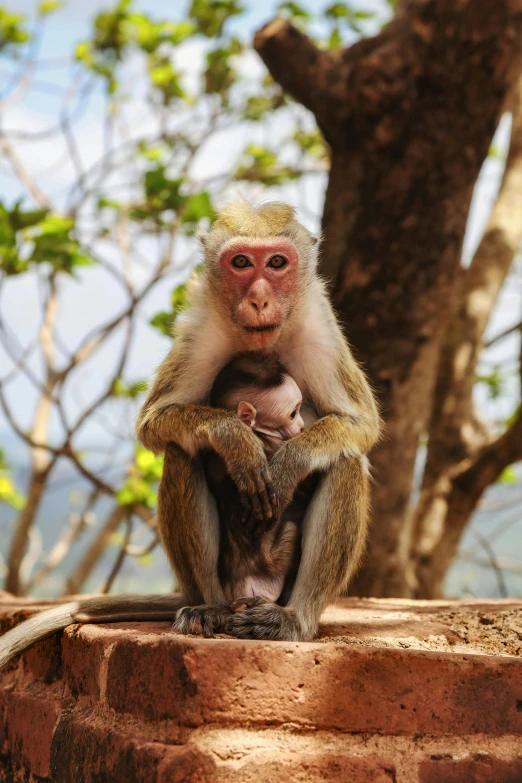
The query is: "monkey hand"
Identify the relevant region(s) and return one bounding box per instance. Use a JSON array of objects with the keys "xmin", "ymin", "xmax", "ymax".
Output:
[
  {"xmin": 267, "ymin": 441, "xmax": 305, "ymax": 516},
  {"xmin": 220, "ymin": 423, "xmax": 277, "ymax": 527}
]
